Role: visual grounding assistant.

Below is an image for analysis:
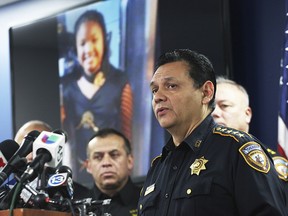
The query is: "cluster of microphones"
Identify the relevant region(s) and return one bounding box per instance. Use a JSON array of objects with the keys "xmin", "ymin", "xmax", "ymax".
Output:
[{"xmin": 0, "ymin": 130, "xmax": 111, "ymax": 216}]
